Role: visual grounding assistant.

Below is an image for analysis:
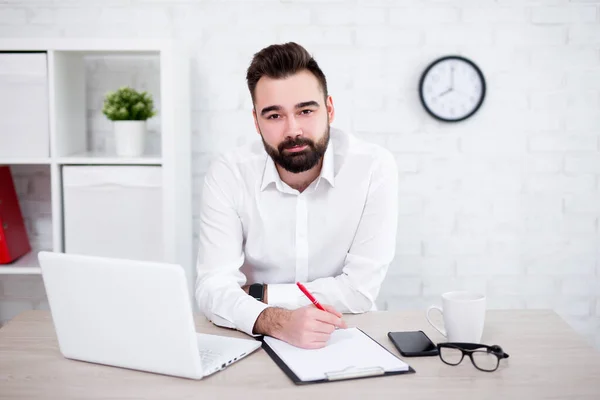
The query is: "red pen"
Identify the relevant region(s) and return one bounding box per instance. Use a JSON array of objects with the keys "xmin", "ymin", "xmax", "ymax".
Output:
[{"xmin": 296, "ymin": 282, "xmax": 326, "ymax": 311}]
